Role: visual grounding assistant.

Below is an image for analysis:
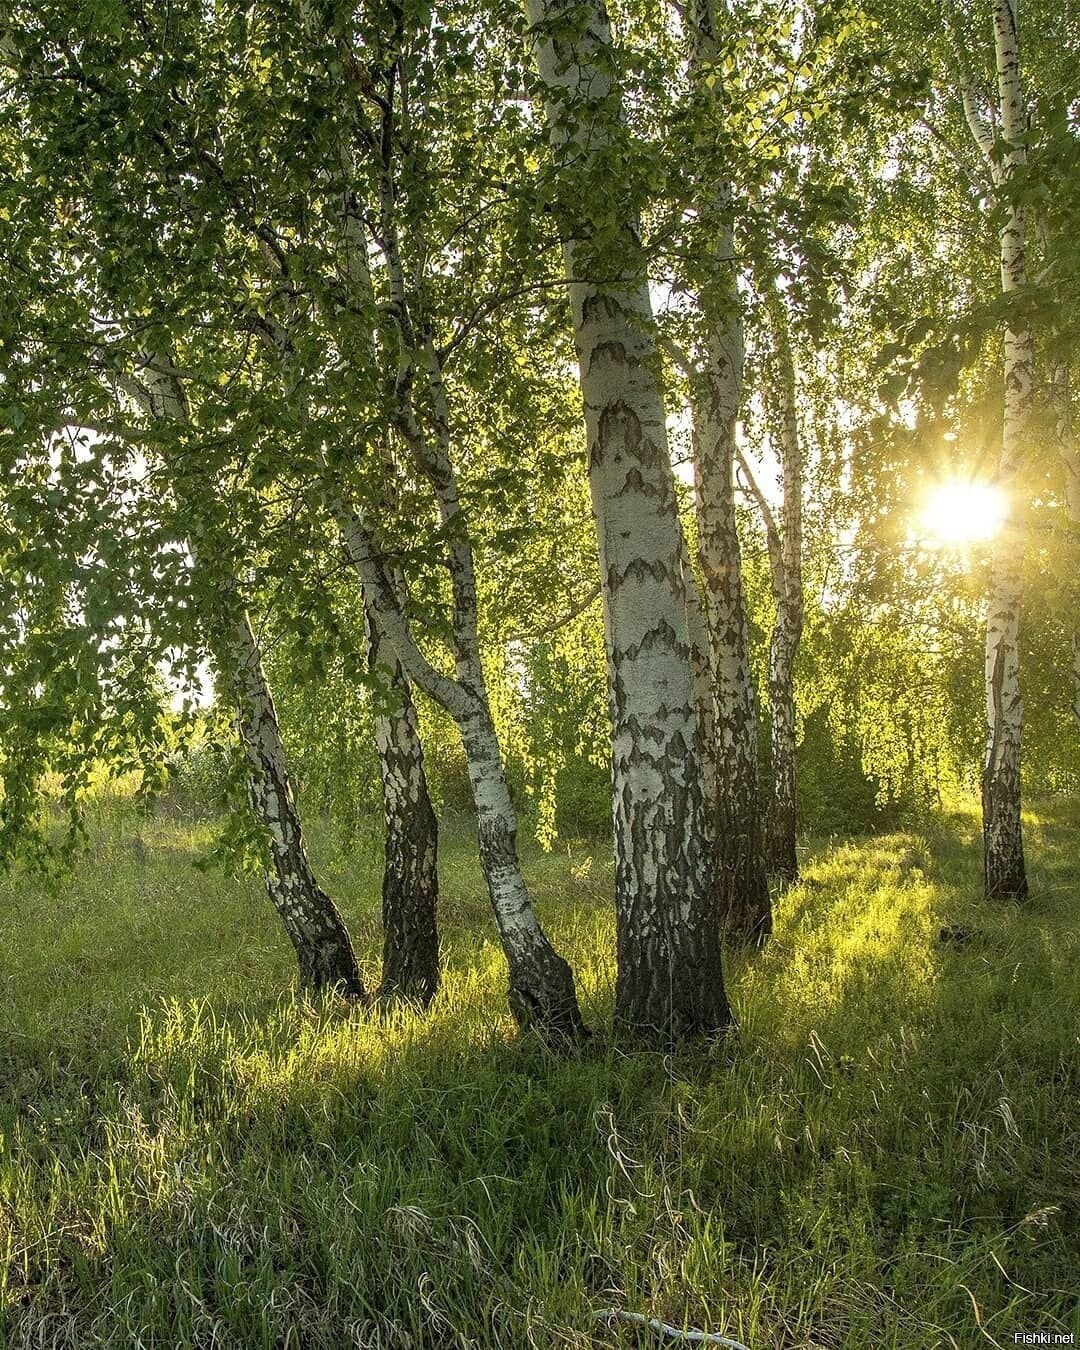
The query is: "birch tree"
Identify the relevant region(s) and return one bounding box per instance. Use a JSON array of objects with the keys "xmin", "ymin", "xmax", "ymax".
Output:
[
  {"xmin": 248, "ymin": 247, "xmax": 445, "ymax": 1009},
  {"xmin": 683, "ymin": 0, "xmax": 771, "ymax": 944},
  {"xmin": 960, "ymin": 0, "xmax": 1033, "ymax": 898},
  {"xmin": 119, "ymin": 358, "xmax": 367, "ymax": 996},
  {"xmin": 1052, "ymin": 367, "xmax": 1080, "ymax": 733},
  {"xmin": 526, "ymin": 0, "xmax": 732, "ymax": 1038},
  {"xmin": 331, "ymin": 488, "xmax": 586, "ymax": 1039},
  {"xmin": 365, "ymin": 599, "xmax": 442, "ymax": 1005},
  {"xmin": 326, "ymin": 348, "xmax": 588, "ymax": 1042},
  {"xmin": 225, "ymin": 25, "xmax": 586, "ymax": 1036},
  {"xmin": 739, "ymin": 293, "xmax": 805, "ymax": 884}
]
